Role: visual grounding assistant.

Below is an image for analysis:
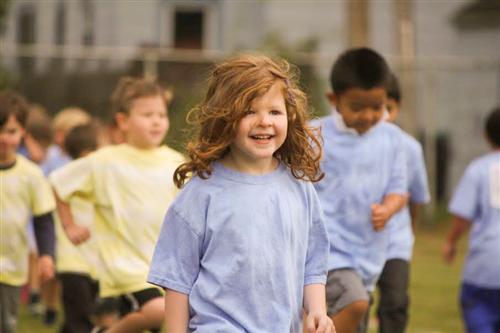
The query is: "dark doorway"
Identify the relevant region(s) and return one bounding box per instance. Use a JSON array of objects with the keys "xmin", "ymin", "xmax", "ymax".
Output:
[
  {"xmin": 174, "ymin": 11, "xmax": 203, "ymax": 49},
  {"xmin": 17, "ymin": 6, "xmax": 36, "ymax": 73}
]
